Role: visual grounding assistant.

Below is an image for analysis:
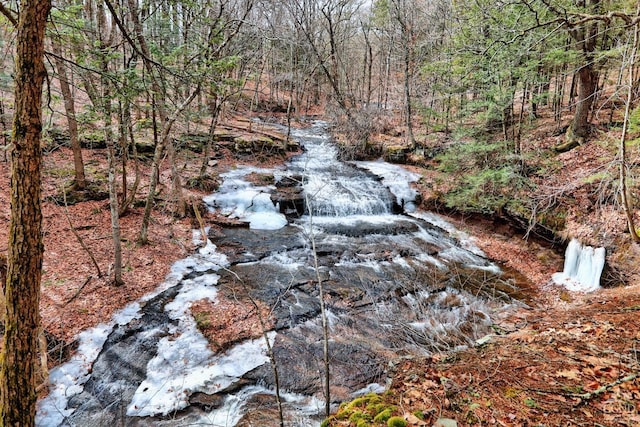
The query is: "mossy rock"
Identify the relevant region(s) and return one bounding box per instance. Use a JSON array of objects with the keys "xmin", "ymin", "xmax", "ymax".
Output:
[
  {"xmin": 46, "ymin": 181, "xmax": 109, "ymax": 205},
  {"xmin": 233, "ymin": 136, "xmax": 253, "ymax": 154},
  {"xmin": 186, "ymin": 174, "xmax": 219, "ymax": 192},
  {"xmin": 384, "ymin": 145, "xmax": 408, "ymax": 163},
  {"xmin": 373, "ymin": 408, "xmax": 394, "ymax": 423},
  {"xmin": 79, "ymin": 132, "xmax": 107, "ymax": 149}
]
